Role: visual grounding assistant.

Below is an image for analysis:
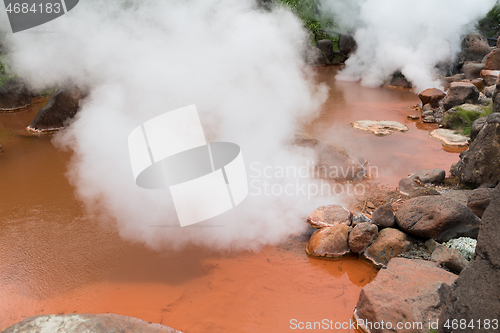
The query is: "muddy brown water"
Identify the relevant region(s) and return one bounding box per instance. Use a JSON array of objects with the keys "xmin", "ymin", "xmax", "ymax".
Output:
[{"xmin": 0, "ymin": 68, "xmax": 463, "ymax": 332}]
